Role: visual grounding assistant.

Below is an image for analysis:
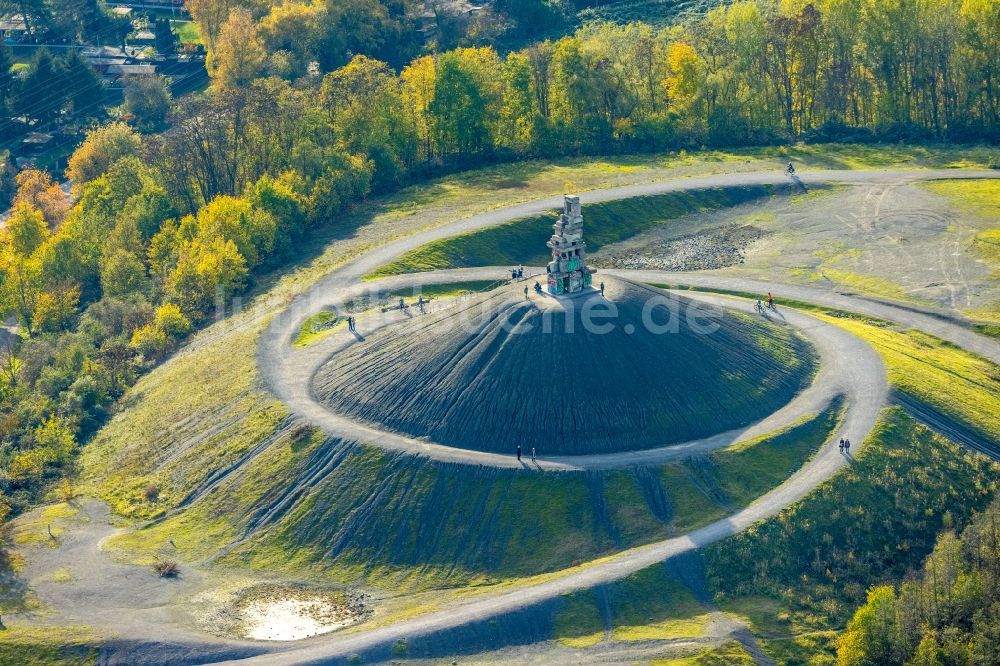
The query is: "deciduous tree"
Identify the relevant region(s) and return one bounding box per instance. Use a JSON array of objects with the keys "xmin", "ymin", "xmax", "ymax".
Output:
[{"xmin": 66, "ymin": 123, "xmax": 142, "ymax": 192}]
